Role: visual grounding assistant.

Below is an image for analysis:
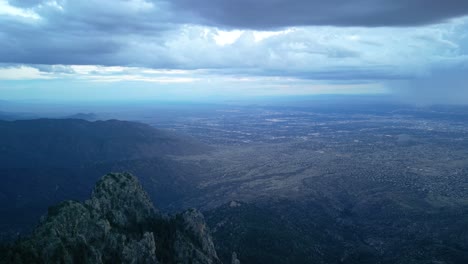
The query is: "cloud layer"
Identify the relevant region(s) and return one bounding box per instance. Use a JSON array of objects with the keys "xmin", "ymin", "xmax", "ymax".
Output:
[
  {"xmin": 171, "ymin": 0, "xmax": 468, "ymax": 29},
  {"xmin": 1, "ymin": 0, "xmax": 468, "ymax": 102}
]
